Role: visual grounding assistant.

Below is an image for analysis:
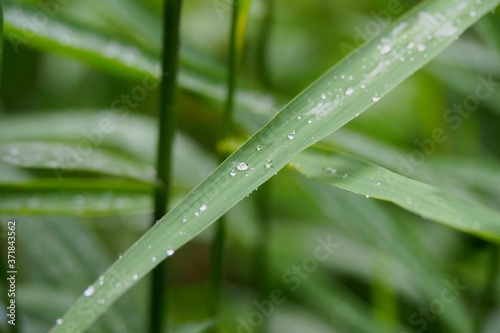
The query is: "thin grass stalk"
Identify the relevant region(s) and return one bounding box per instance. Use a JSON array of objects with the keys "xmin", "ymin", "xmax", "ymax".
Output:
[
  {"xmin": 252, "ymin": 1, "xmax": 274, "ymax": 331},
  {"xmin": 150, "ymin": 1, "xmax": 182, "ymax": 333},
  {"xmin": 209, "ymin": 0, "xmax": 249, "ymax": 327},
  {"xmin": 473, "ymin": 244, "xmax": 499, "ymax": 332},
  {"xmin": 252, "ymin": 183, "xmax": 271, "ymax": 333},
  {"xmin": 1, "ymin": 1, "xmax": 3, "ymax": 84},
  {"xmin": 254, "ymin": 0, "xmax": 274, "ymax": 87}
]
